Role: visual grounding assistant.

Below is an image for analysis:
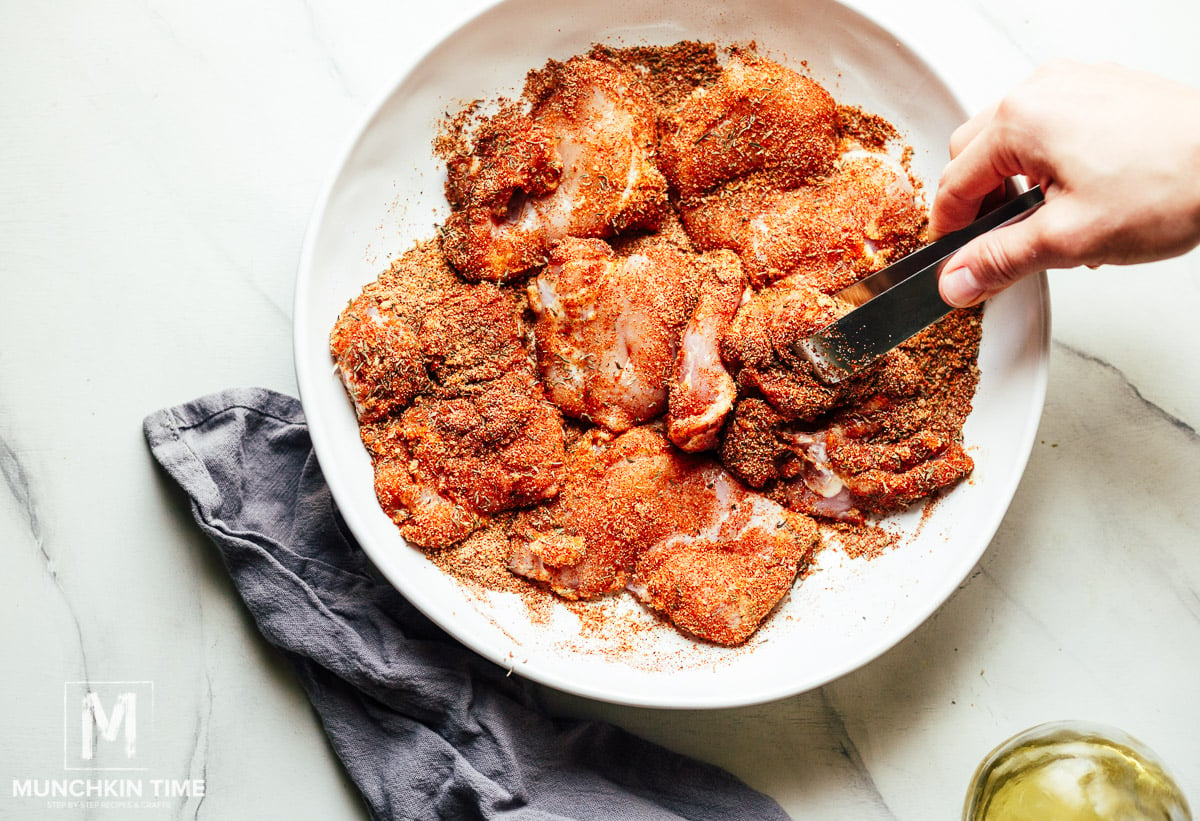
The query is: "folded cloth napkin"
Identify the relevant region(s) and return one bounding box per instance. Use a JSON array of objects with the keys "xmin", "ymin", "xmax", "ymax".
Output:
[{"xmin": 143, "ymin": 388, "xmax": 789, "ymax": 821}]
